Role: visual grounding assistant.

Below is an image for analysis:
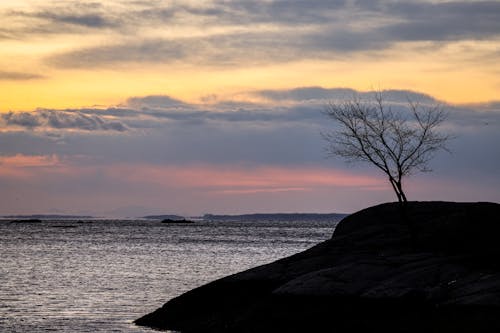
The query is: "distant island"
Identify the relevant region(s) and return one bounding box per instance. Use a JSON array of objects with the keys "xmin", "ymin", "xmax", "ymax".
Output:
[
  {"xmin": 202, "ymin": 213, "xmax": 347, "ymax": 222},
  {"xmin": 161, "ymin": 218, "xmax": 194, "ymax": 224},
  {"xmin": 9, "ymin": 218, "xmax": 42, "ymax": 223},
  {"xmin": 142, "ymin": 213, "xmax": 347, "ymax": 223},
  {"xmin": 142, "ymin": 214, "xmax": 186, "ymax": 220},
  {"xmin": 3, "ymin": 214, "xmax": 94, "ymax": 220}
]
